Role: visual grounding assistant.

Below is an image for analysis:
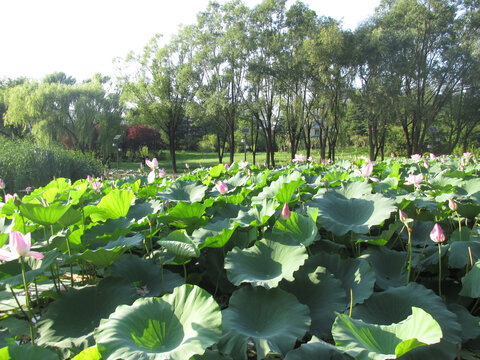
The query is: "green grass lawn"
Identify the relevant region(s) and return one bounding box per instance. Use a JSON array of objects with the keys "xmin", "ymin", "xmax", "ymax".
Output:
[{"xmin": 117, "ymin": 148, "xmax": 368, "ymax": 173}]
